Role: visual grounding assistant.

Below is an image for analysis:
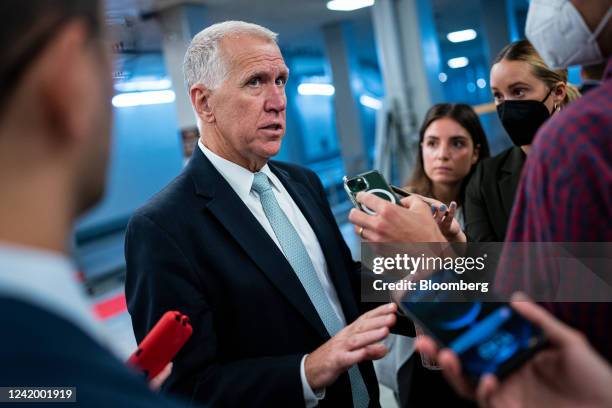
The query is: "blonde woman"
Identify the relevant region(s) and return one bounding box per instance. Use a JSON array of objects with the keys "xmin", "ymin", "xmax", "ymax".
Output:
[{"xmin": 464, "ymin": 40, "xmax": 581, "ymax": 242}]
